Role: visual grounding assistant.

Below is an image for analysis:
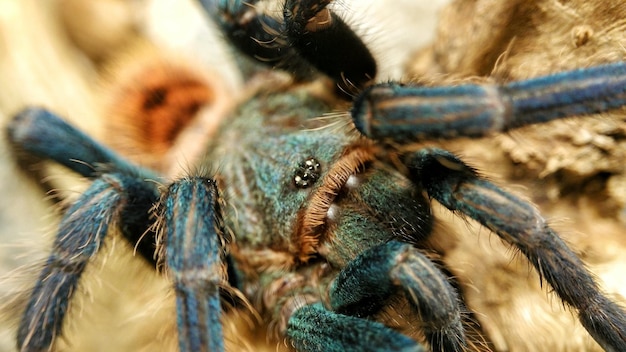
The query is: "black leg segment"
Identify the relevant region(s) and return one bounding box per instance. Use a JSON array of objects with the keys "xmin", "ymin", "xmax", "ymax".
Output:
[{"xmin": 284, "ymin": 0, "xmax": 377, "ymax": 90}]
